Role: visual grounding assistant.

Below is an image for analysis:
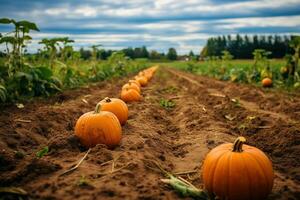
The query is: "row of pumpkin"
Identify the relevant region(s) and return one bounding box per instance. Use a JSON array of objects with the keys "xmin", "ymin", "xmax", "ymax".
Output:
[
  {"xmin": 74, "ymin": 65, "xmax": 158, "ymax": 148},
  {"xmin": 74, "ymin": 65, "xmax": 275, "ymax": 200}
]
